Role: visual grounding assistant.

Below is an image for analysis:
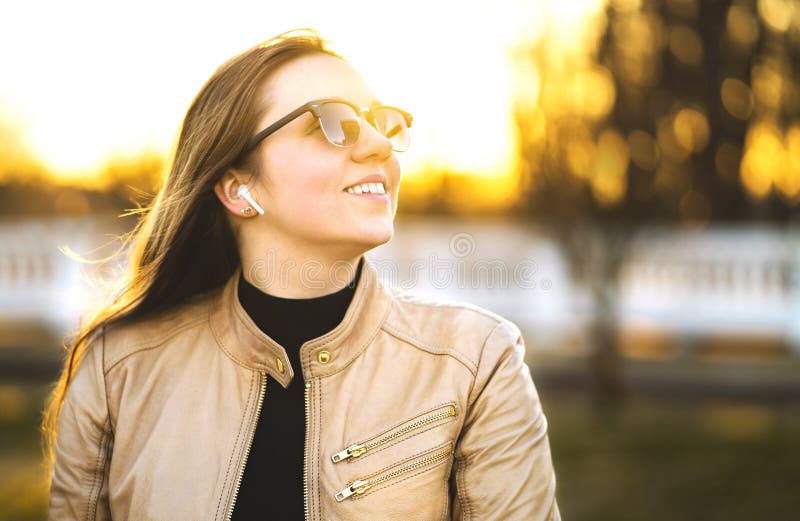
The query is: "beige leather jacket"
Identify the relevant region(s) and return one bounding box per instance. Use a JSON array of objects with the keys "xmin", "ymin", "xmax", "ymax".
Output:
[{"xmin": 49, "ymin": 255, "xmax": 561, "ymax": 521}]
